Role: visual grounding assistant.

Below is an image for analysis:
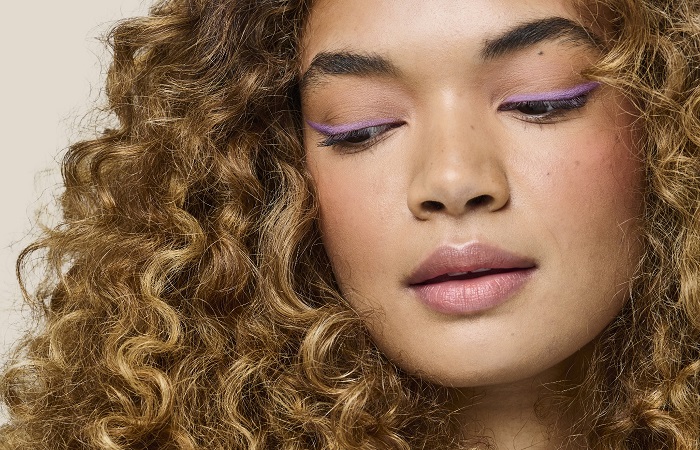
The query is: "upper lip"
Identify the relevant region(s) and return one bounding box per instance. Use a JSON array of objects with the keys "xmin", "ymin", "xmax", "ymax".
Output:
[{"xmin": 406, "ymin": 242, "xmax": 537, "ymax": 285}]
